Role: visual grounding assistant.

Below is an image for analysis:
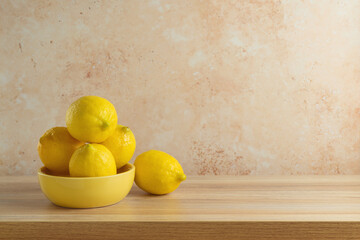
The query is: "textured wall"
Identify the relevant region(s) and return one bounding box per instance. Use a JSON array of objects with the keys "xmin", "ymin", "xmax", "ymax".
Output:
[{"xmin": 0, "ymin": 0, "xmax": 360, "ymax": 176}]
